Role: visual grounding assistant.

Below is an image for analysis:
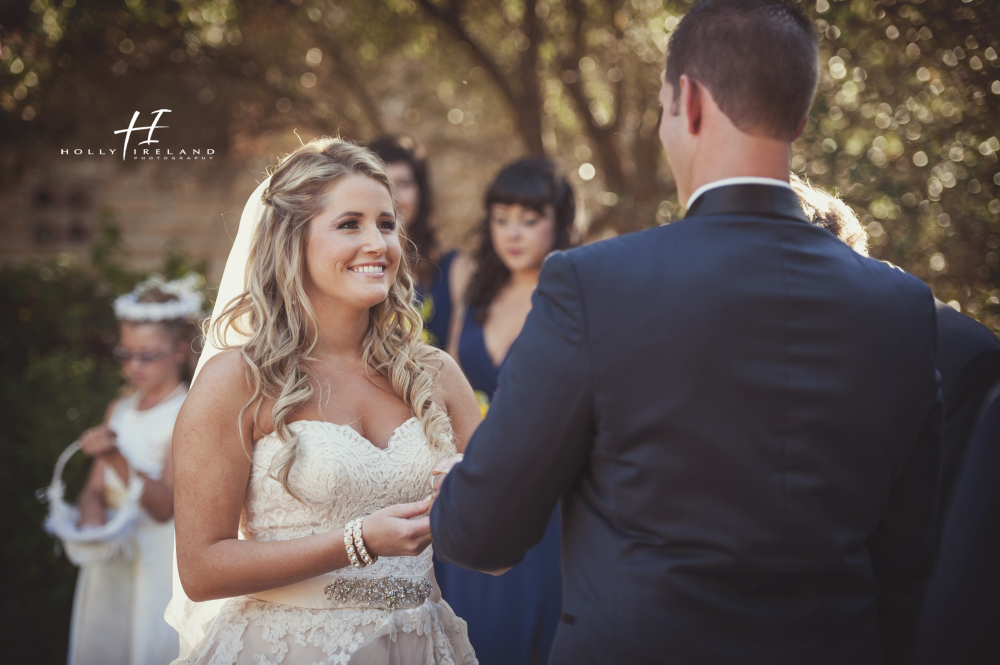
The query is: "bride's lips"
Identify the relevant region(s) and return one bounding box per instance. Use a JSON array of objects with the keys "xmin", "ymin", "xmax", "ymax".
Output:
[{"xmin": 349, "ymin": 262, "xmax": 387, "ymax": 277}]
